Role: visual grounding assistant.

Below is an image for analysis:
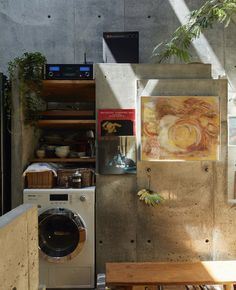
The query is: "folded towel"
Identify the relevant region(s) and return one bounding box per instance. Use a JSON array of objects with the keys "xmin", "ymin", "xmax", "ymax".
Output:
[{"xmin": 23, "ymin": 163, "xmax": 58, "ymax": 177}]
